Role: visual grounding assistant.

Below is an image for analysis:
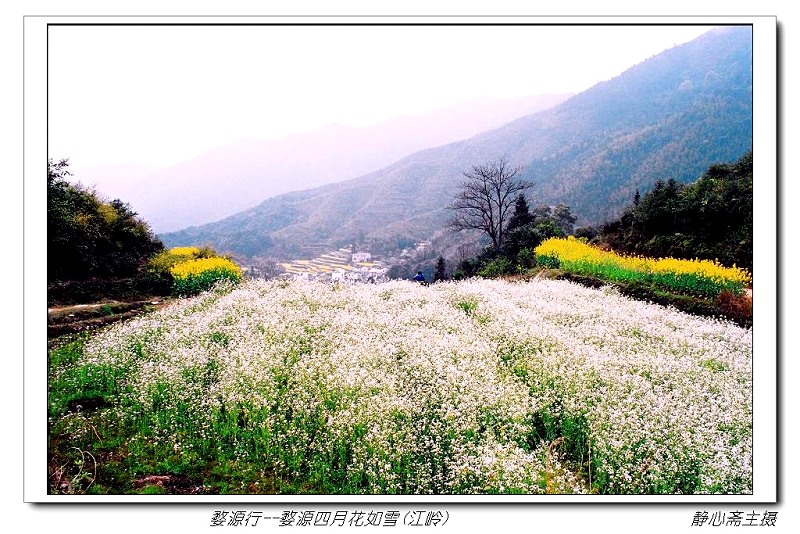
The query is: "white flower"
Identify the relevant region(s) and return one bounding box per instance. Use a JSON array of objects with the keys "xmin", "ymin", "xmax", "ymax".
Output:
[{"xmin": 75, "ymin": 277, "xmax": 752, "ymax": 494}]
